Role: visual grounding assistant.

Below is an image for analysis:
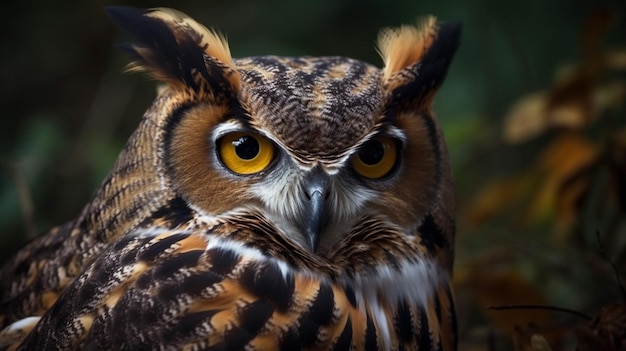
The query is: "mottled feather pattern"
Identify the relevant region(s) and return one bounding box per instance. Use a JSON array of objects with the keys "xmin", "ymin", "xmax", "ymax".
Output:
[
  {"xmin": 0, "ymin": 6, "xmax": 461, "ymax": 350},
  {"xmin": 236, "ymin": 56, "xmax": 383, "ymax": 164},
  {"xmin": 18, "ymin": 226, "xmax": 456, "ymax": 350}
]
